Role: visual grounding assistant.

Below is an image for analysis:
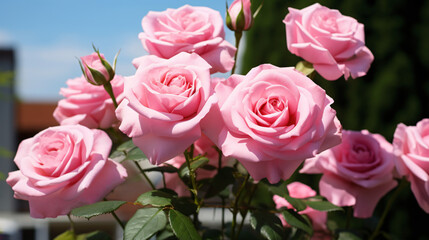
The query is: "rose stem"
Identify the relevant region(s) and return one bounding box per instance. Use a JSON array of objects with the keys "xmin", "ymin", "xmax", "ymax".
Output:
[
  {"xmin": 237, "ymin": 183, "xmax": 258, "ymax": 236},
  {"xmin": 111, "ymin": 210, "xmax": 125, "ymax": 230},
  {"xmin": 345, "ymin": 207, "xmax": 352, "ymax": 229},
  {"xmin": 162, "ymin": 172, "xmax": 167, "ymax": 189},
  {"xmin": 184, "ymin": 146, "xmax": 201, "ymax": 228},
  {"xmin": 230, "ymin": 31, "xmax": 243, "ymax": 75},
  {"xmin": 215, "ymin": 146, "xmax": 223, "ymax": 171},
  {"xmin": 221, "ymin": 196, "xmax": 226, "ymax": 240},
  {"xmin": 103, "ymin": 198, "xmax": 125, "ymax": 229},
  {"xmin": 67, "ymin": 214, "xmax": 76, "ymax": 238},
  {"xmin": 103, "ymin": 82, "xmax": 118, "ymax": 108},
  {"xmin": 368, "ymin": 178, "xmax": 408, "ymax": 240},
  {"xmin": 133, "ymin": 161, "xmax": 156, "ymax": 190},
  {"xmin": 184, "ymin": 148, "xmax": 199, "ymax": 207},
  {"xmin": 231, "ymin": 174, "xmax": 250, "ymax": 240}
]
